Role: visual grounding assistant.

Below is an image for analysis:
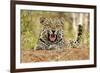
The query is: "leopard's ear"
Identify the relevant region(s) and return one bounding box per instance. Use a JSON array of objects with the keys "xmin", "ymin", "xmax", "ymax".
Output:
[{"xmin": 40, "ymin": 17, "xmax": 46, "ymax": 25}]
